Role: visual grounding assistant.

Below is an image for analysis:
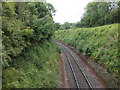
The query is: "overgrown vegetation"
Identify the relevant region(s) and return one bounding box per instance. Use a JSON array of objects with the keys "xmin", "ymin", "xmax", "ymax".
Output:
[
  {"xmin": 54, "ymin": 24, "xmax": 119, "ymax": 80},
  {"xmin": 1, "ymin": 0, "xmax": 119, "ymax": 88},
  {"xmin": 2, "ymin": 1, "xmax": 60, "ymax": 88},
  {"xmin": 2, "ymin": 2, "xmax": 56, "ymax": 66},
  {"xmin": 3, "ymin": 41, "xmax": 60, "ymax": 88}
]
